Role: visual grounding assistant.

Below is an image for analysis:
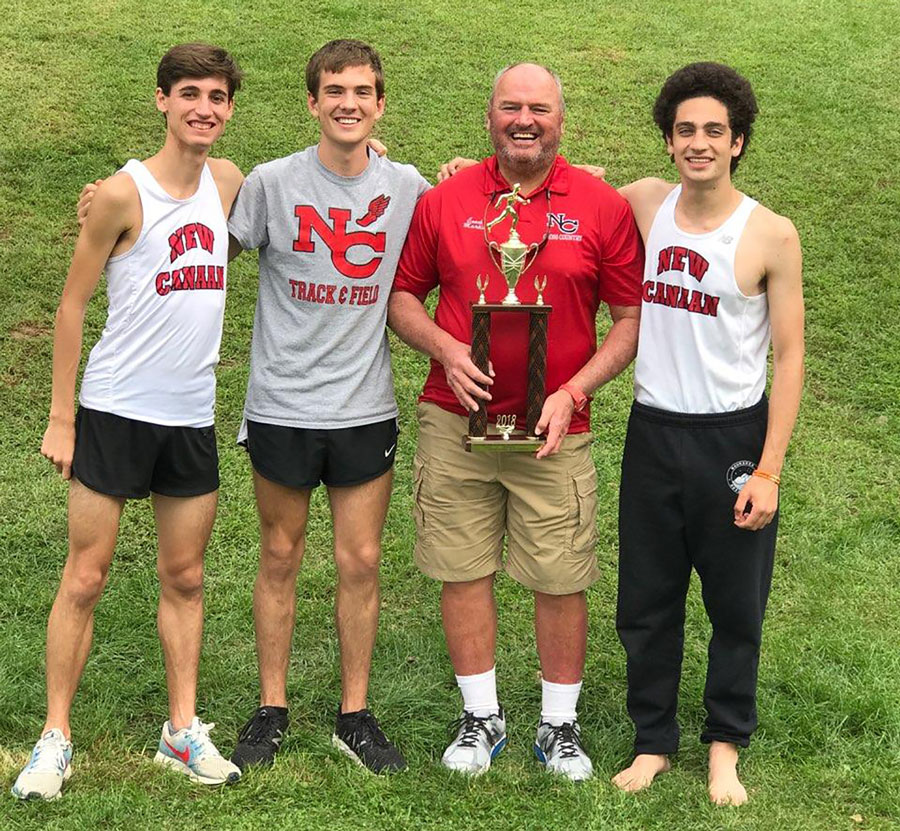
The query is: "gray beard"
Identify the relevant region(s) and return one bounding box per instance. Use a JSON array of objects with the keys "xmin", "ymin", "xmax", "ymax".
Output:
[{"xmin": 494, "ymin": 143, "xmax": 557, "ymax": 180}]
